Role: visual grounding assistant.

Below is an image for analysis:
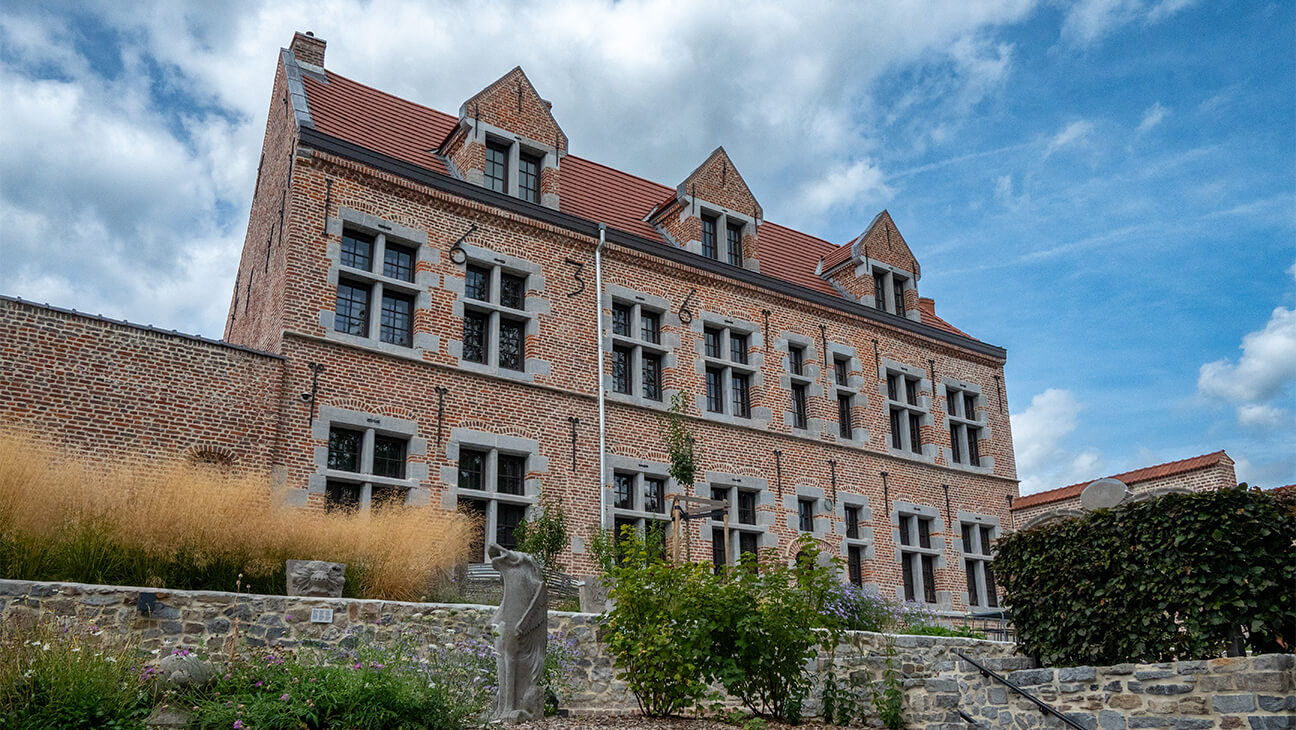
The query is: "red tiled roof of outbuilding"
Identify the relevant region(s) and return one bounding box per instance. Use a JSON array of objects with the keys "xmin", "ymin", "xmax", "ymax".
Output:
[{"xmin": 1014, "ymin": 451, "xmax": 1232, "ymax": 509}]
